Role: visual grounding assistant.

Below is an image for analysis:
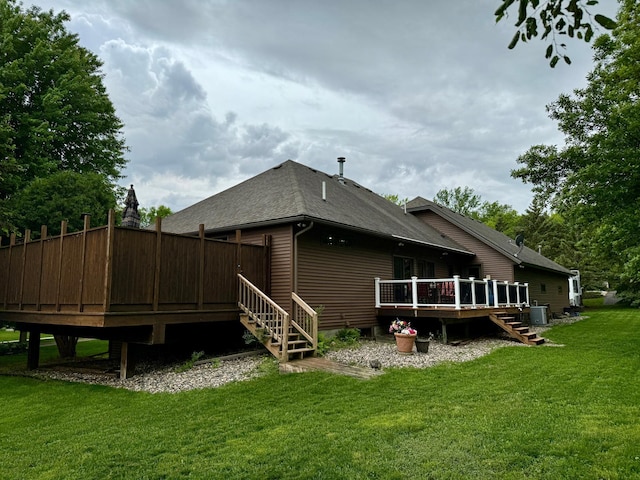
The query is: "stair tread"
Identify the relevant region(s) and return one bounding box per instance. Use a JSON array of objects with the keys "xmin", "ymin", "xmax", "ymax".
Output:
[{"xmin": 286, "ymin": 347, "xmax": 315, "ymax": 353}]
